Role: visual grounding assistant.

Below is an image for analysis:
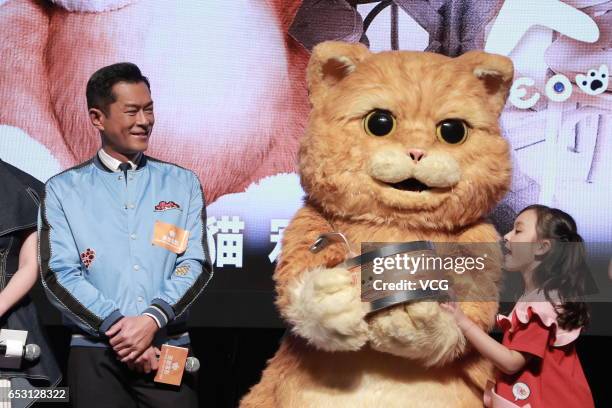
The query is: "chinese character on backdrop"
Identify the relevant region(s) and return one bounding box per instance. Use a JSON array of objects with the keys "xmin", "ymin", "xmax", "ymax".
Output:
[
  {"xmin": 269, "ymin": 219, "xmax": 289, "ymax": 263},
  {"xmin": 207, "ymin": 216, "xmax": 245, "ymax": 268}
]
